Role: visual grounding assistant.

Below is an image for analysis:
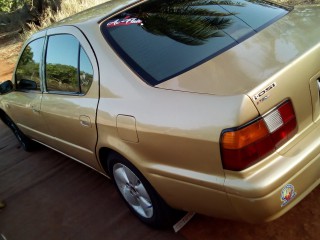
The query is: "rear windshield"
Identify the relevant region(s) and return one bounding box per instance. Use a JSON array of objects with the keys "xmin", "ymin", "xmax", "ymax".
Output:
[{"xmin": 101, "ymin": 0, "xmax": 290, "ymax": 85}]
